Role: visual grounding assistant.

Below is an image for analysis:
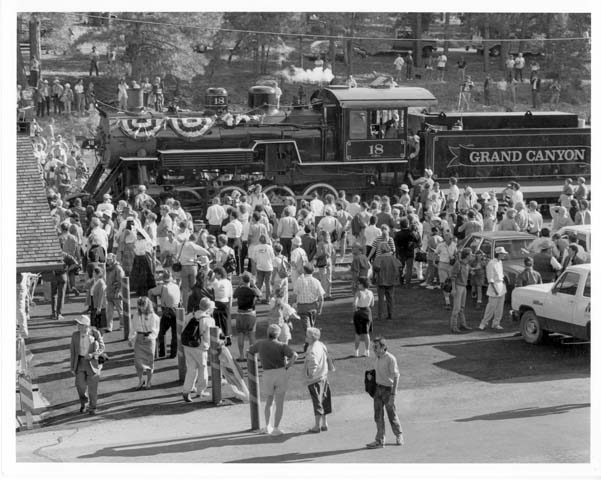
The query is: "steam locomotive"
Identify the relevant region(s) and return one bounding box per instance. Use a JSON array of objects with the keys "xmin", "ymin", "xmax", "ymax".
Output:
[{"xmin": 85, "ymin": 83, "xmax": 590, "ymax": 211}]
